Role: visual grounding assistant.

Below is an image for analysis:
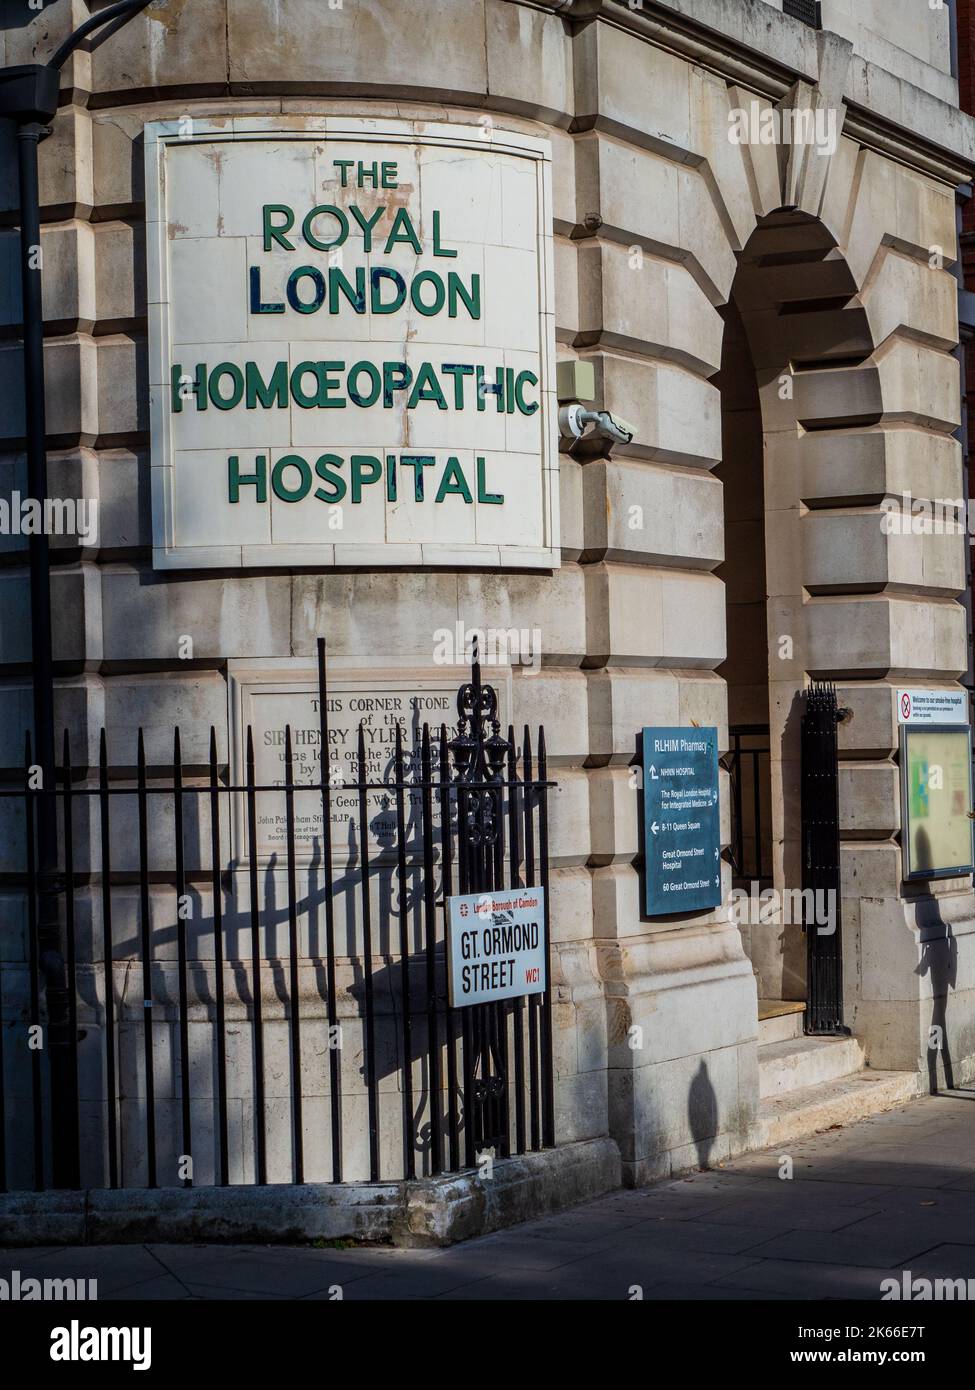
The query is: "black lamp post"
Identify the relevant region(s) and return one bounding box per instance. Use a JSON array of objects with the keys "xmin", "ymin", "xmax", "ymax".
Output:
[{"xmin": 0, "ymin": 0, "xmax": 154, "ymax": 1188}]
